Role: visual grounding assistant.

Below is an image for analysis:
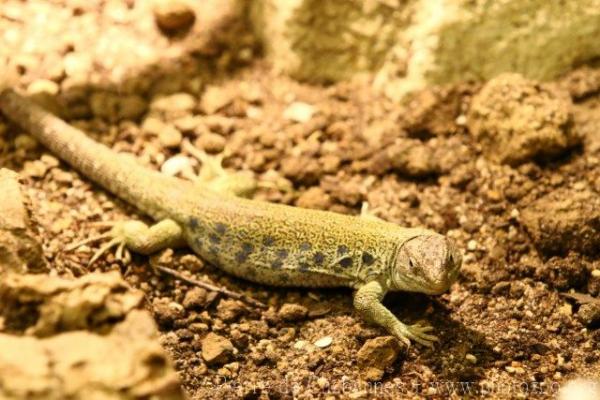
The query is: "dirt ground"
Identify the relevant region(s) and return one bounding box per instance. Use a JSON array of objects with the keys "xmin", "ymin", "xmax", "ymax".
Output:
[{"xmin": 2, "ymin": 1, "xmax": 600, "ymax": 399}]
